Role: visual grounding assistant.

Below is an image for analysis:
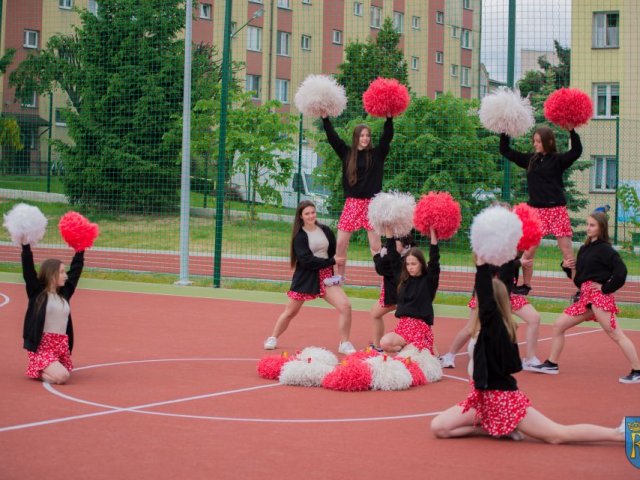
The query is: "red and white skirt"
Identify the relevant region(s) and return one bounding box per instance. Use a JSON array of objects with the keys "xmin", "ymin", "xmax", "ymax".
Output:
[
  {"xmin": 287, "ymin": 267, "xmax": 333, "ymax": 301},
  {"xmin": 394, "ymin": 316, "xmax": 434, "ymax": 353},
  {"xmin": 26, "ymin": 332, "xmax": 73, "ymax": 379},
  {"xmin": 468, "ymin": 293, "xmax": 529, "ymax": 312},
  {"xmin": 534, "ymin": 205, "xmax": 572, "ymax": 238},
  {"xmin": 337, "ymin": 197, "xmax": 374, "ymax": 232},
  {"xmin": 564, "ymin": 280, "xmax": 619, "ymax": 329}
]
